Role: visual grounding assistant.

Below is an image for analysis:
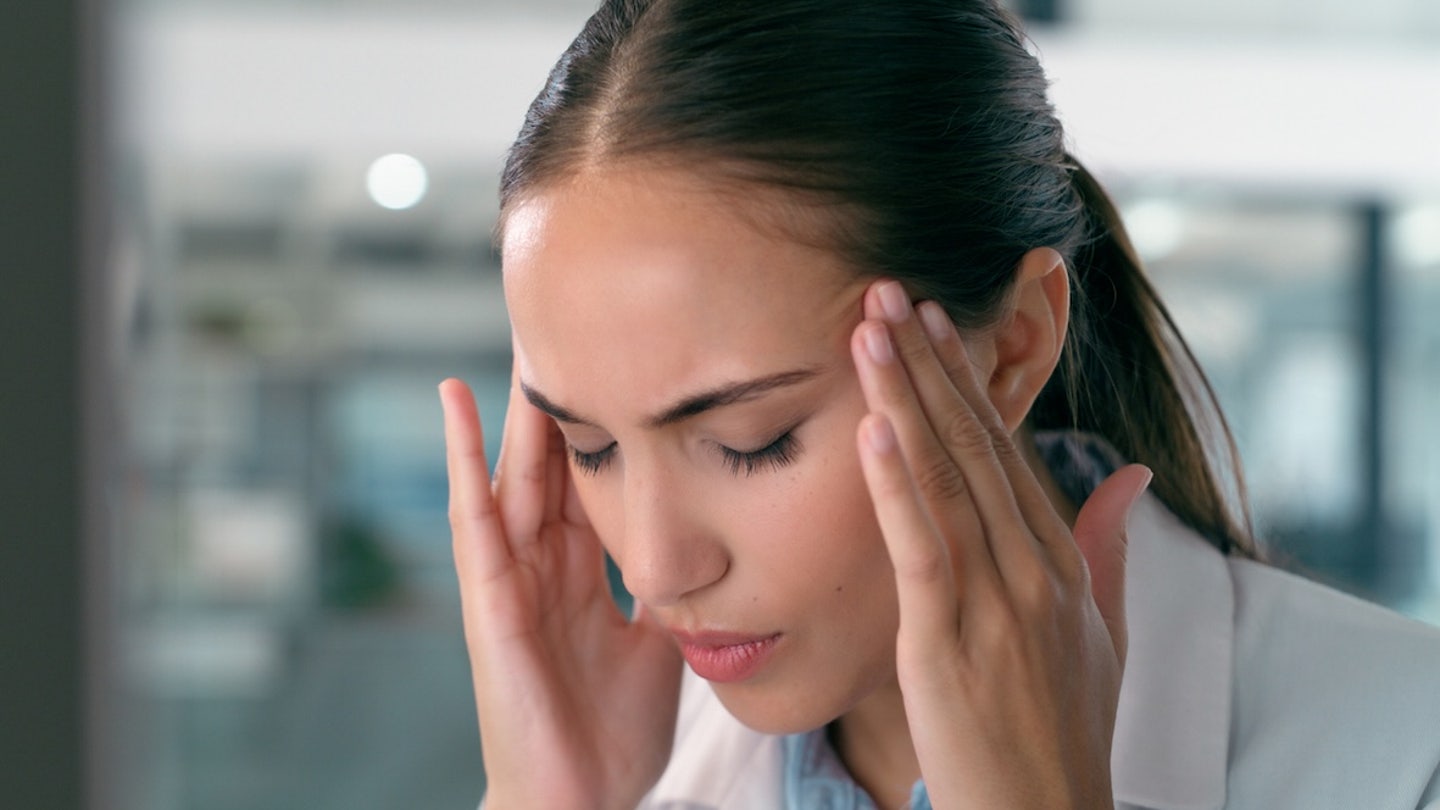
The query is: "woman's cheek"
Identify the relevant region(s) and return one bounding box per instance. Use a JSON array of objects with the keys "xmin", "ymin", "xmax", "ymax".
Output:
[{"xmin": 573, "ymin": 473, "xmax": 625, "ymax": 557}]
